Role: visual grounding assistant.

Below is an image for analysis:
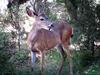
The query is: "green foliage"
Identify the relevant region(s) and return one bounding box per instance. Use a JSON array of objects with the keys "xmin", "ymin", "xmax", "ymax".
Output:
[
  {"xmin": 0, "ymin": 49, "xmax": 16, "ymax": 75},
  {"xmin": 16, "ymin": 69, "xmax": 31, "ymax": 75},
  {"xmin": 73, "ymin": 50, "xmax": 100, "ymax": 75},
  {"xmin": 79, "ymin": 50, "xmax": 94, "ymax": 67},
  {"xmin": 0, "ymin": 31, "xmax": 10, "ymax": 49},
  {"xmin": 56, "ymin": 0, "xmax": 65, "ymax": 3},
  {"xmin": 46, "ymin": 49, "xmax": 61, "ymax": 63},
  {"xmin": 48, "ymin": 12, "xmax": 57, "ymax": 21},
  {"xmin": 15, "ymin": 50, "xmax": 28, "ymax": 61},
  {"xmin": 84, "ymin": 62, "xmax": 100, "ymax": 75},
  {"xmin": 0, "ymin": 27, "xmax": 16, "ymax": 75},
  {"xmin": 9, "ymin": 49, "xmax": 28, "ymax": 64},
  {"xmin": 96, "ymin": 4, "xmax": 100, "ymax": 20}
]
